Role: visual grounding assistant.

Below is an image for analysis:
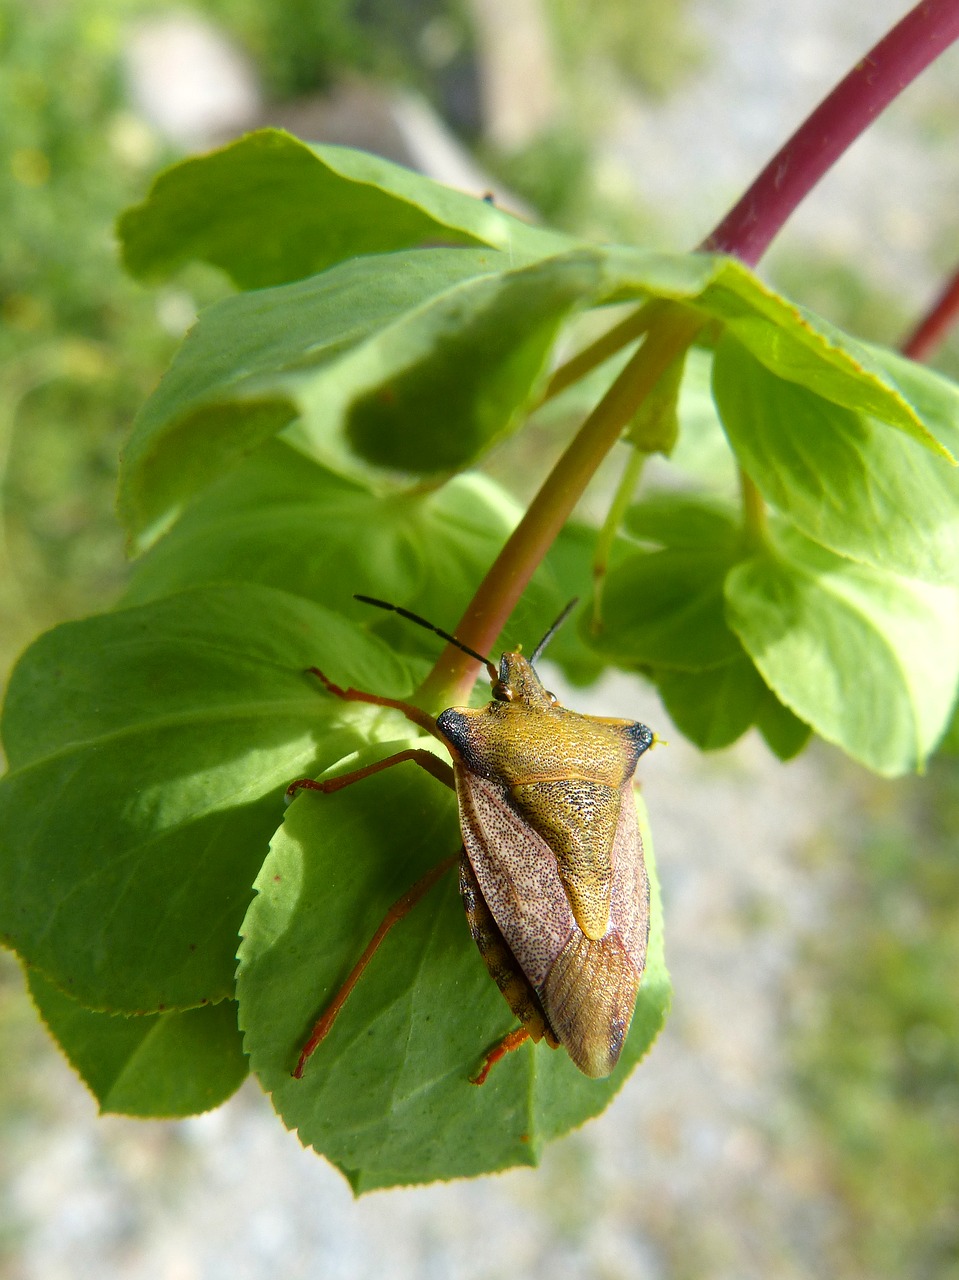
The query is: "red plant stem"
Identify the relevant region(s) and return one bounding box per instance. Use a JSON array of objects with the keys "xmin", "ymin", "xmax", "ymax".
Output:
[
  {"xmin": 416, "ymin": 308, "xmax": 705, "ymax": 707},
  {"xmin": 702, "ymin": 0, "xmax": 959, "ymax": 266},
  {"xmin": 900, "ymin": 264, "xmax": 959, "ymax": 360}
]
